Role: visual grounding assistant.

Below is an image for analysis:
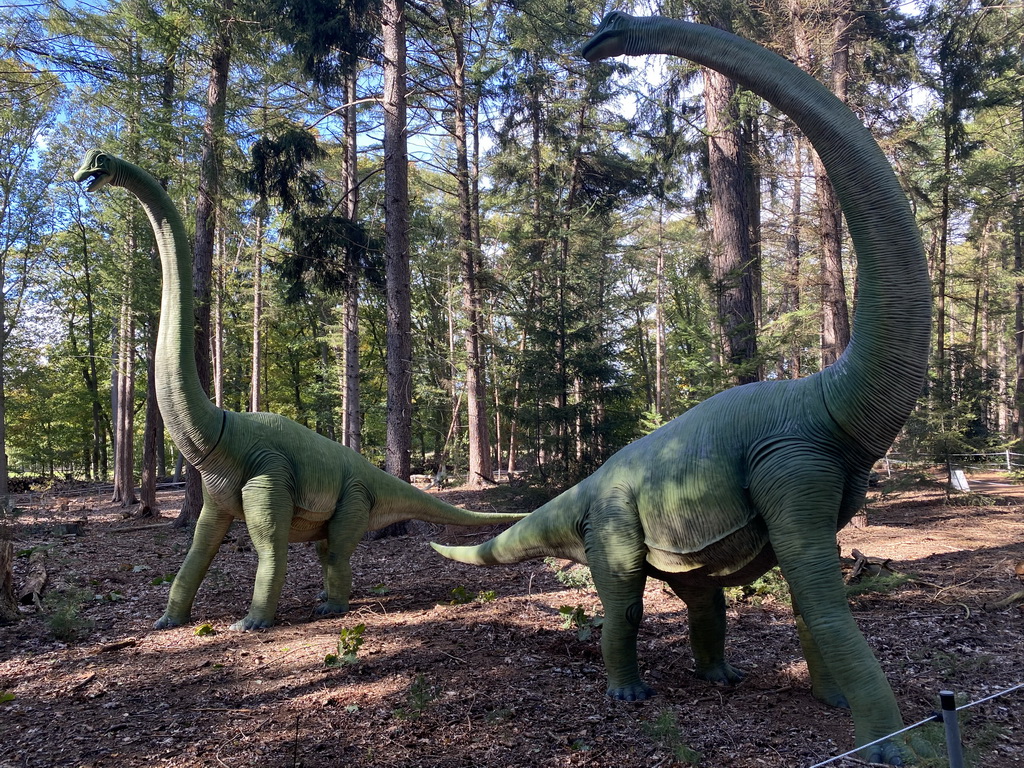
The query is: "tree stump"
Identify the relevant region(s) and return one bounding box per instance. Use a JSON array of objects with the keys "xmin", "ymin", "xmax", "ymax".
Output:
[
  {"xmin": 0, "ymin": 538, "xmax": 18, "ymax": 623},
  {"xmin": 18, "ymin": 548, "xmax": 47, "ymax": 606}
]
